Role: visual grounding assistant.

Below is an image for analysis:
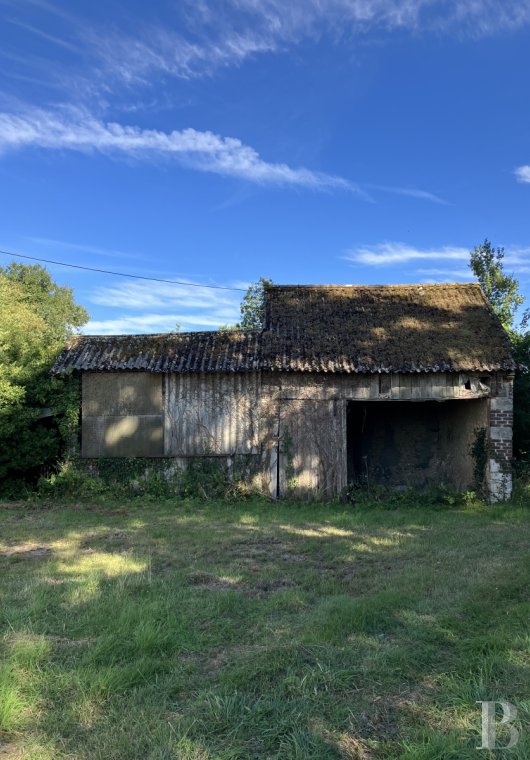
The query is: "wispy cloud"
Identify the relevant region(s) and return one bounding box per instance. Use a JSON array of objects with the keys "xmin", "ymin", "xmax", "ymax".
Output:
[
  {"xmin": 86, "ymin": 26, "xmax": 277, "ymax": 87},
  {"xmin": 90, "ymin": 280, "xmax": 241, "ymax": 312},
  {"xmin": 85, "ymin": 313, "xmax": 234, "ymax": 334},
  {"xmin": 27, "ymin": 236, "xmax": 150, "ymax": 261},
  {"xmin": 7, "ymin": 18, "xmax": 78, "ymax": 52},
  {"xmin": 514, "ymin": 165, "xmax": 530, "ymax": 184},
  {"xmin": 2, "ymin": 0, "xmax": 76, "ymax": 22},
  {"xmin": 85, "ymin": 1, "xmax": 530, "ymax": 87},
  {"xmin": 345, "ymin": 242, "xmax": 470, "ymax": 266},
  {"xmin": 0, "ymin": 106, "xmax": 355, "ymax": 191},
  {"xmin": 2, "ymin": 3, "xmax": 527, "ymax": 201},
  {"xmin": 344, "ymin": 241, "xmax": 530, "ymax": 276},
  {"xmin": 504, "ymin": 247, "xmax": 530, "ymax": 274},
  {"xmin": 226, "ymin": 0, "xmax": 530, "ymax": 37},
  {"xmin": 416, "ymin": 267, "xmax": 471, "ymax": 278},
  {"xmin": 370, "ymin": 185, "xmax": 448, "ymax": 204},
  {"xmin": 86, "ymin": 279, "xmax": 242, "ymax": 334},
  {"xmin": 5, "ymin": 0, "xmax": 530, "ymax": 104},
  {"xmin": 0, "ymin": 106, "xmax": 443, "ymax": 201}
]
